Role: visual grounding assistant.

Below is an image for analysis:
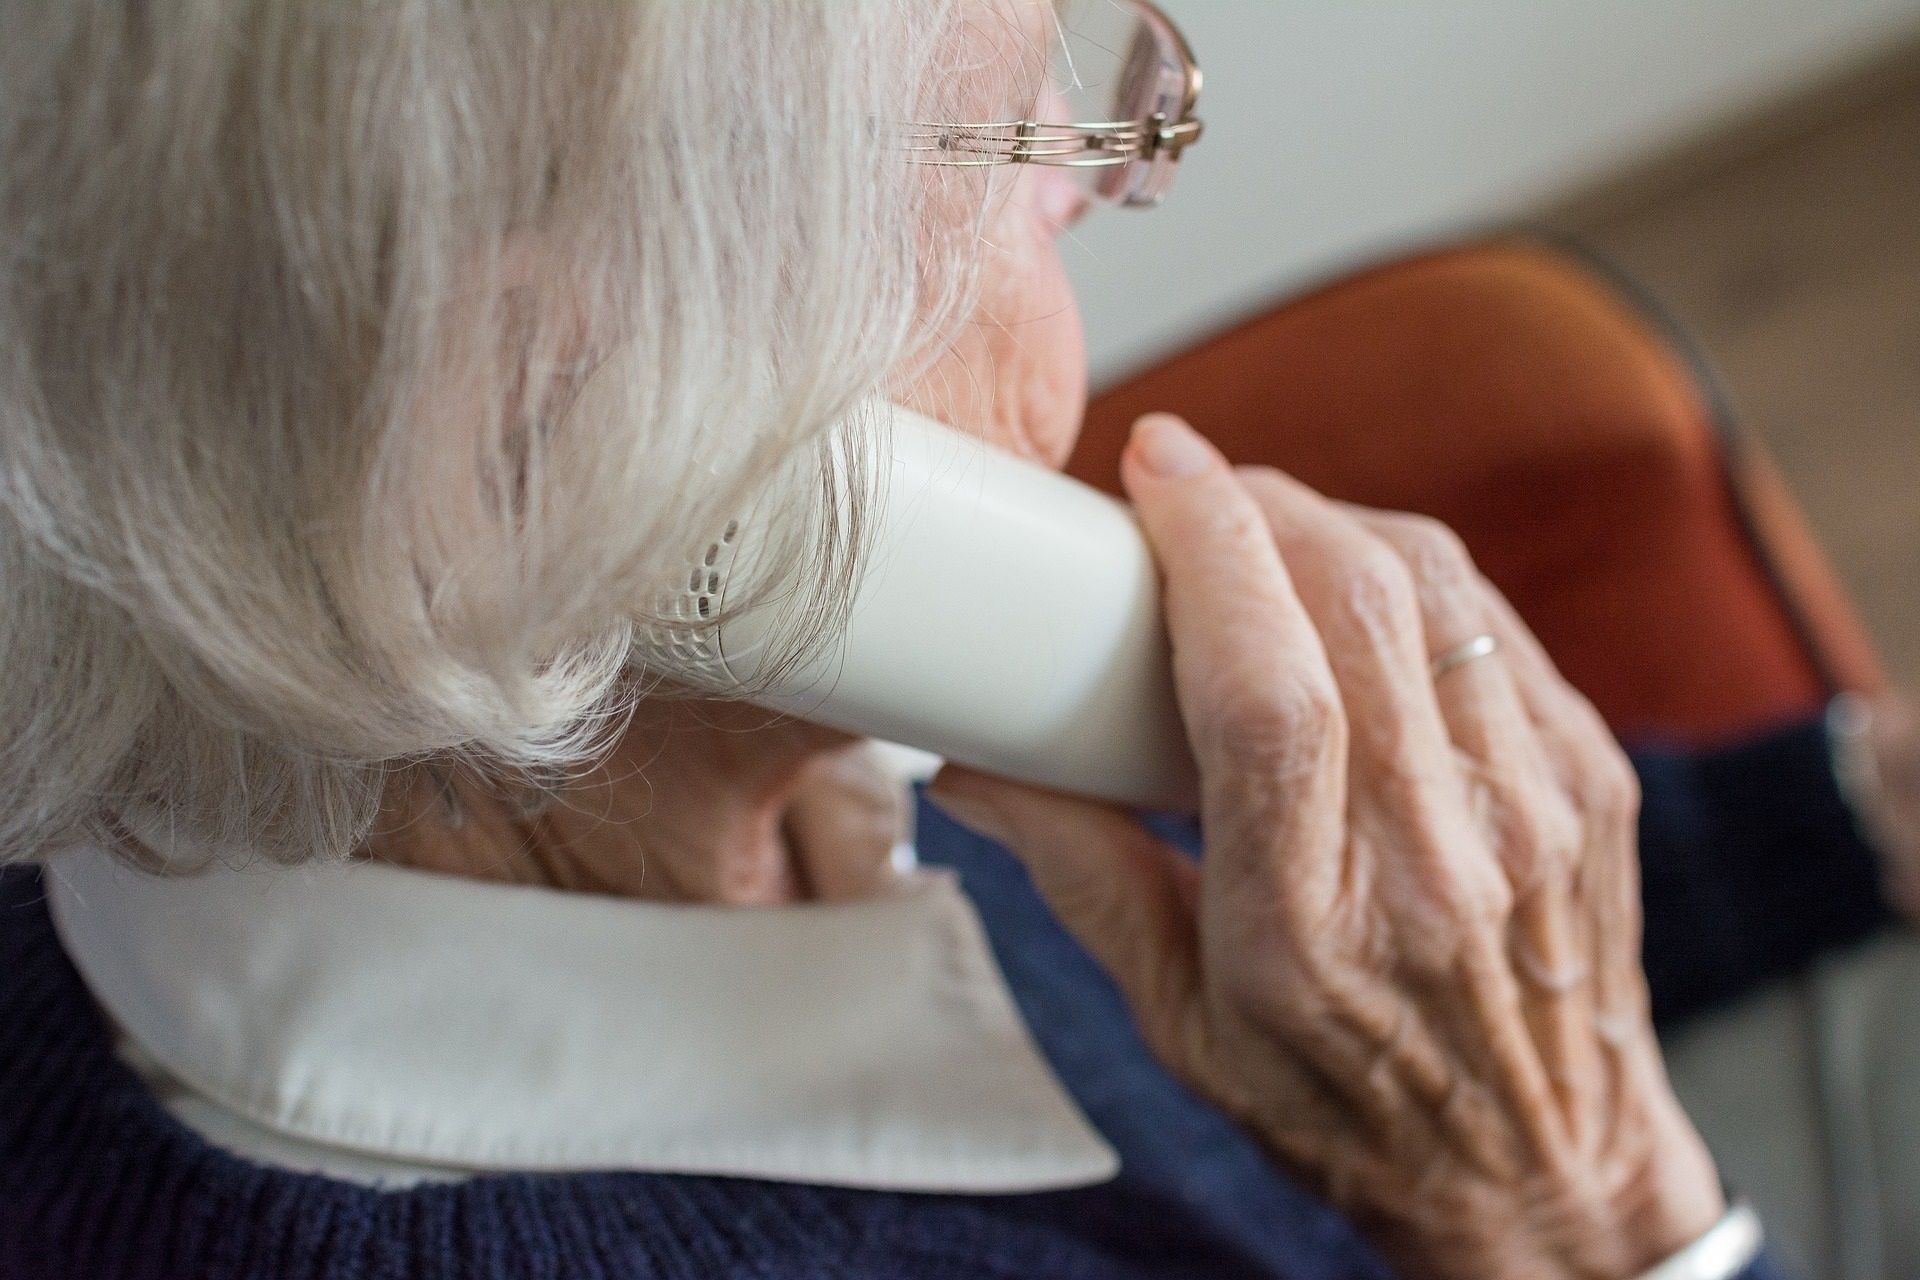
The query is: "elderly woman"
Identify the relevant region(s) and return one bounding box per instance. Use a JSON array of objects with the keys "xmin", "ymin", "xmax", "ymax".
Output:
[{"xmin": 2, "ymin": 3, "xmax": 1912, "ymax": 1278}]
